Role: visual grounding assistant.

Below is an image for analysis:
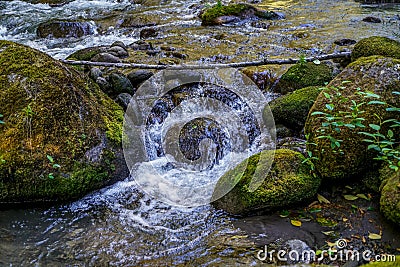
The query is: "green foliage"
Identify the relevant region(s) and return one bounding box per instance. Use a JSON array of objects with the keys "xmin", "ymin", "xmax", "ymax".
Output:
[{"xmin": 306, "ymin": 82, "xmax": 399, "ymax": 171}]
